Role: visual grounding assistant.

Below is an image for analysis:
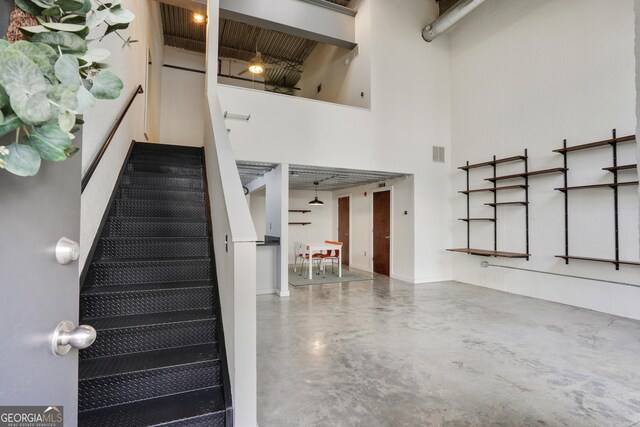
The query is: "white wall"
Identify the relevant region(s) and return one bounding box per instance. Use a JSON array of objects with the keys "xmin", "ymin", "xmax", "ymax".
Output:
[
  {"xmin": 297, "ymin": 0, "xmax": 371, "ymax": 108},
  {"xmin": 449, "ymin": 0, "xmax": 640, "ymax": 319},
  {"xmin": 159, "ymin": 46, "xmax": 206, "ymax": 146},
  {"xmin": 219, "ymin": 0, "xmax": 452, "ymax": 284},
  {"xmin": 81, "ymin": 0, "xmax": 163, "ymax": 268},
  {"xmin": 288, "ymin": 190, "xmax": 334, "ymax": 263}
]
